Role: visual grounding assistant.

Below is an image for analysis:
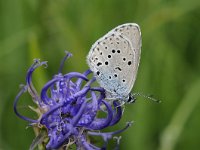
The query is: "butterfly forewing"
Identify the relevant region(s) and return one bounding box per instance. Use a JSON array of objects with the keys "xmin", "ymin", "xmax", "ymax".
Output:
[{"xmin": 87, "ymin": 23, "xmax": 141, "ymax": 100}]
